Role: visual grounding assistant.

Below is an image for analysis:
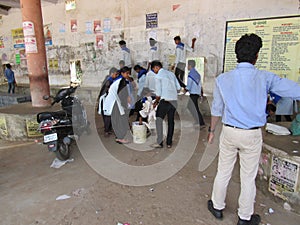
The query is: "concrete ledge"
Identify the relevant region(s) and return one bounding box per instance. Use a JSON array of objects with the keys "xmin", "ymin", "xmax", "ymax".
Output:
[
  {"xmin": 0, "ymin": 103, "xmax": 61, "ymax": 141},
  {"xmin": 258, "ymin": 123, "xmax": 300, "ymax": 213},
  {"xmin": 0, "ymin": 90, "xmax": 211, "ymax": 141},
  {"xmin": 0, "ymin": 92, "xmax": 31, "ymax": 107}
]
